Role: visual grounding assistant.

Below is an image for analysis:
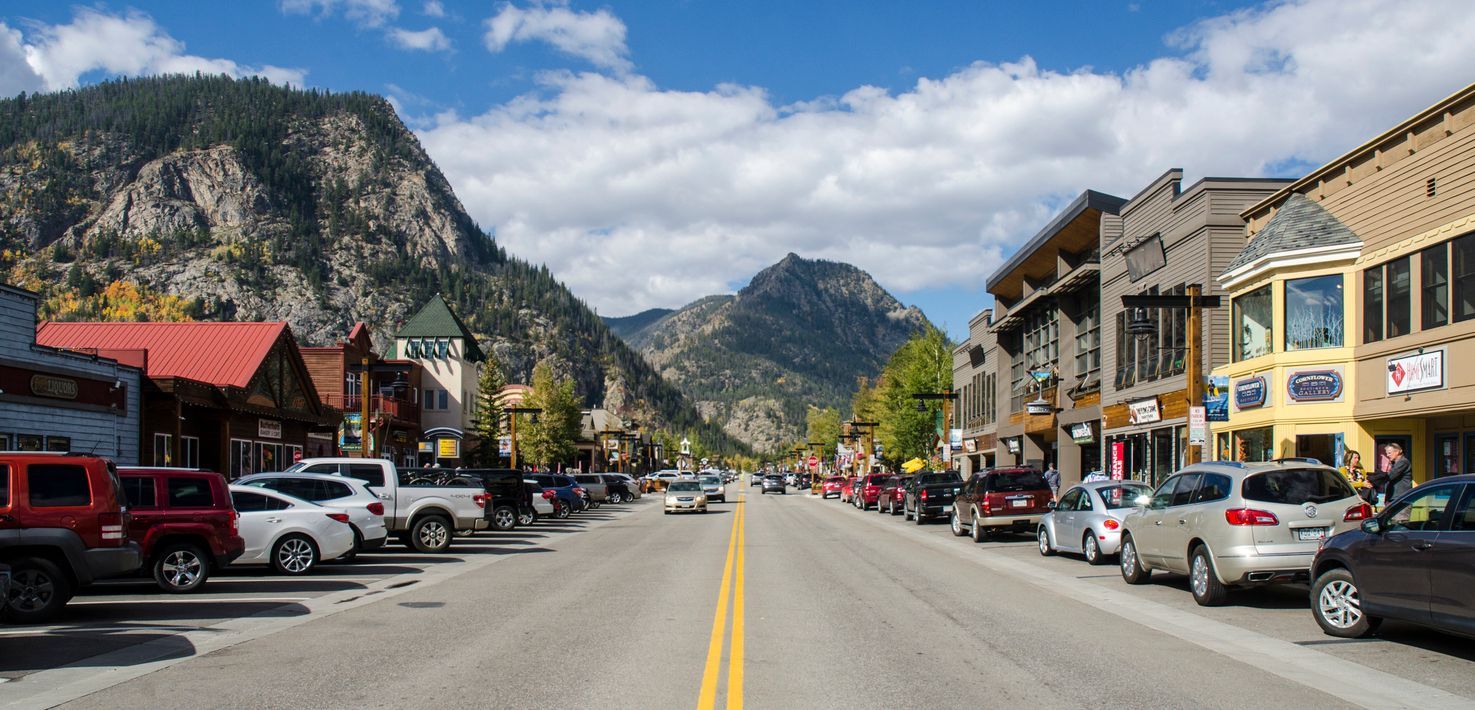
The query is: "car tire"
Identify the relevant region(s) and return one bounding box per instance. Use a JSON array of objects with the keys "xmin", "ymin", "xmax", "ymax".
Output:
[
  {"xmin": 1037, "ymin": 526, "xmax": 1054, "ymax": 556},
  {"xmin": 3, "ymin": 556, "xmax": 75, "ymax": 624},
  {"xmin": 410, "ymin": 515, "xmax": 454, "ymax": 553},
  {"xmin": 1120, "ymin": 535, "xmax": 1151, "ymax": 585},
  {"xmin": 154, "ymin": 542, "xmax": 211, "ymax": 593},
  {"xmin": 272, "ymin": 534, "xmax": 319, "ymax": 575},
  {"xmin": 517, "ymin": 509, "xmax": 536, "ymax": 526},
  {"xmin": 1189, "ymin": 546, "xmax": 1229, "ymax": 607},
  {"xmin": 1311, "ymin": 568, "xmax": 1382, "ymax": 638},
  {"xmin": 492, "ymin": 505, "xmax": 518, "ymax": 532},
  {"xmin": 951, "ymin": 508, "xmax": 967, "ymax": 537},
  {"xmin": 1083, "ymin": 532, "xmax": 1103, "ymax": 565},
  {"xmin": 914, "ymin": 508, "xmax": 925, "ymax": 525},
  {"xmin": 556, "ymin": 502, "xmax": 572, "ymax": 520}
]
